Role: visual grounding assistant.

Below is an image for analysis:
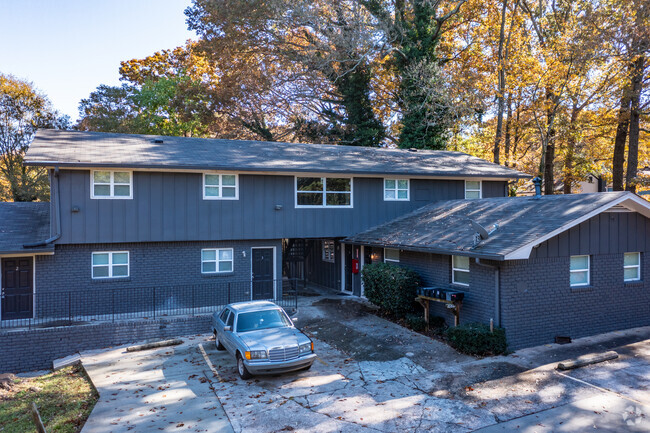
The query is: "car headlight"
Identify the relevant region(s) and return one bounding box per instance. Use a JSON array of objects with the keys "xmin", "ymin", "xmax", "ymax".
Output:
[
  {"xmin": 245, "ymin": 350, "xmax": 267, "ymax": 360},
  {"xmin": 299, "ymin": 342, "xmax": 313, "ymax": 354}
]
